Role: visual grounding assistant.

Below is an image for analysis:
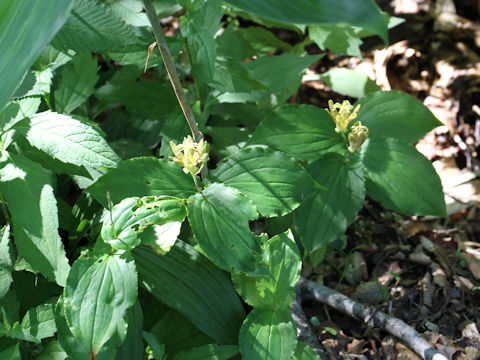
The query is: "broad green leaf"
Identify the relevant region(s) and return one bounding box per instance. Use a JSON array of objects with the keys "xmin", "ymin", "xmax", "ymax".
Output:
[
  {"xmin": 109, "ymin": 0, "xmax": 150, "ymax": 27},
  {"xmin": 174, "ymin": 344, "xmax": 239, "ymax": 360},
  {"xmin": 239, "ymin": 307, "xmax": 297, "ymax": 360},
  {"xmin": 293, "ymin": 342, "xmax": 322, "ymax": 360},
  {"xmin": 233, "ymin": 232, "xmax": 301, "ymax": 309},
  {"xmin": 0, "ymin": 153, "xmax": 70, "ymax": 286},
  {"xmin": 295, "ymin": 153, "xmax": 365, "ymax": 253},
  {"xmin": 0, "ymin": 289, "xmax": 19, "ymax": 327},
  {"xmin": 309, "ymin": 24, "xmax": 363, "ymax": 57},
  {"xmin": 312, "ymin": 68, "xmax": 381, "ymax": 98},
  {"xmin": 35, "ymin": 340, "xmax": 68, "ymax": 360},
  {"xmin": 151, "ymin": 309, "xmax": 213, "ymax": 358},
  {"xmin": 133, "ymin": 242, "xmax": 245, "ymax": 344},
  {"xmin": 52, "ymin": 0, "xmax": 138, "ymax": 52},
  {"xmin": 63, "ymin": 252, "xmax": 137, "ymax": 355},
  {"xmin": 9, "ymin": 301, "xmax": 56, "ymax": 343},
  {"xmin": 206, "ymin": 126, "xmax": 249, "ymax": 156},
  {"xmin": 0, "ymin": 343, "xmax": 20, "ymax": 360},
  {"xmin": 95, "ymin": 80, "xmax": 177, "ymax": 119},
  {"xmin": 223, "ymin": 0, "xmax": 388, "ymax": 42},
  {"xmin": 0, "ymin": 226, "xmax": 13, "ymax": 299},
  {"xmin": 114, "ymin": 301, "xmax": 144, "ymax": 360},
  {"xmin": 245, "ymin": 54, "xmax": 322, "ymax": 102},
  {"xmin": 362, "ymin": 137, "xmax": 446, "ymax": 217},
  {"xmin": 248, "ymin": 104, "xmax": 345, "ymax": 162},
  {"xmin": 143, "ymin": 332, "xmax": 166, "ymax": 360},
  {"xmin": 211, "ymin": 146, "xmax": 313, "ymax": 217},
  {"xmin": 55, "ymin": 52, "xmax": 99, "ymax": 114},
  {"xmin": 188, "ymin": 183, "xmax": 261, "ymax": 273},
  {"xmin": 356, "ymin": 91, "xmax": 442, "ymax": 144},
  {"xmin": 140, "ymin": 222, "xmax": 182, "ymax": 255},
  {"xmin": 101, "ymin": 196, "xmax": 186, "ymax": 251},
  {"xmin": 87, "ymin": 157, "xmax": 197, "ymax": 207},
  {"xmin": 55, "ymin": 297, "xmax": 118, "ymax": 360},
  {"xmin": 158, "ymin": 109, "xmax": 191, "ymax": 158},
  {"xmin": 20, "ymin": 111, "xmax": 120, "ymax": 170},
  {"xmin": 0, "ymin": 0, "xmax": 74, "ymax": 110}
]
